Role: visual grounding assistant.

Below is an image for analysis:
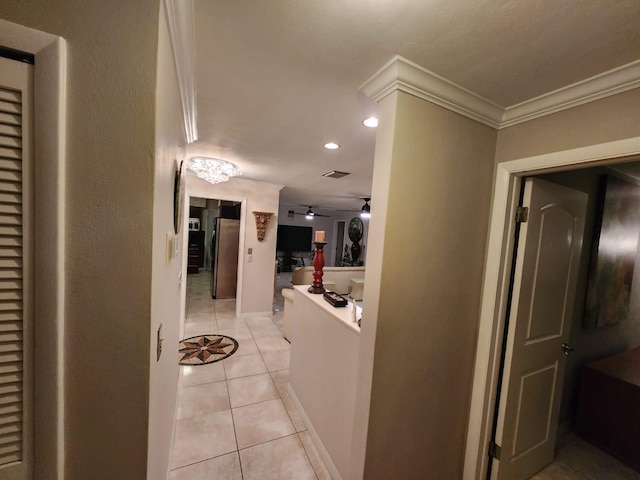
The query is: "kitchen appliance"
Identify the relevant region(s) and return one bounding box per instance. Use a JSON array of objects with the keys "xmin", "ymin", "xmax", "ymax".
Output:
[{"xmin": 210, "ymin": 217, "xmax": 240, "ymax": 299}]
